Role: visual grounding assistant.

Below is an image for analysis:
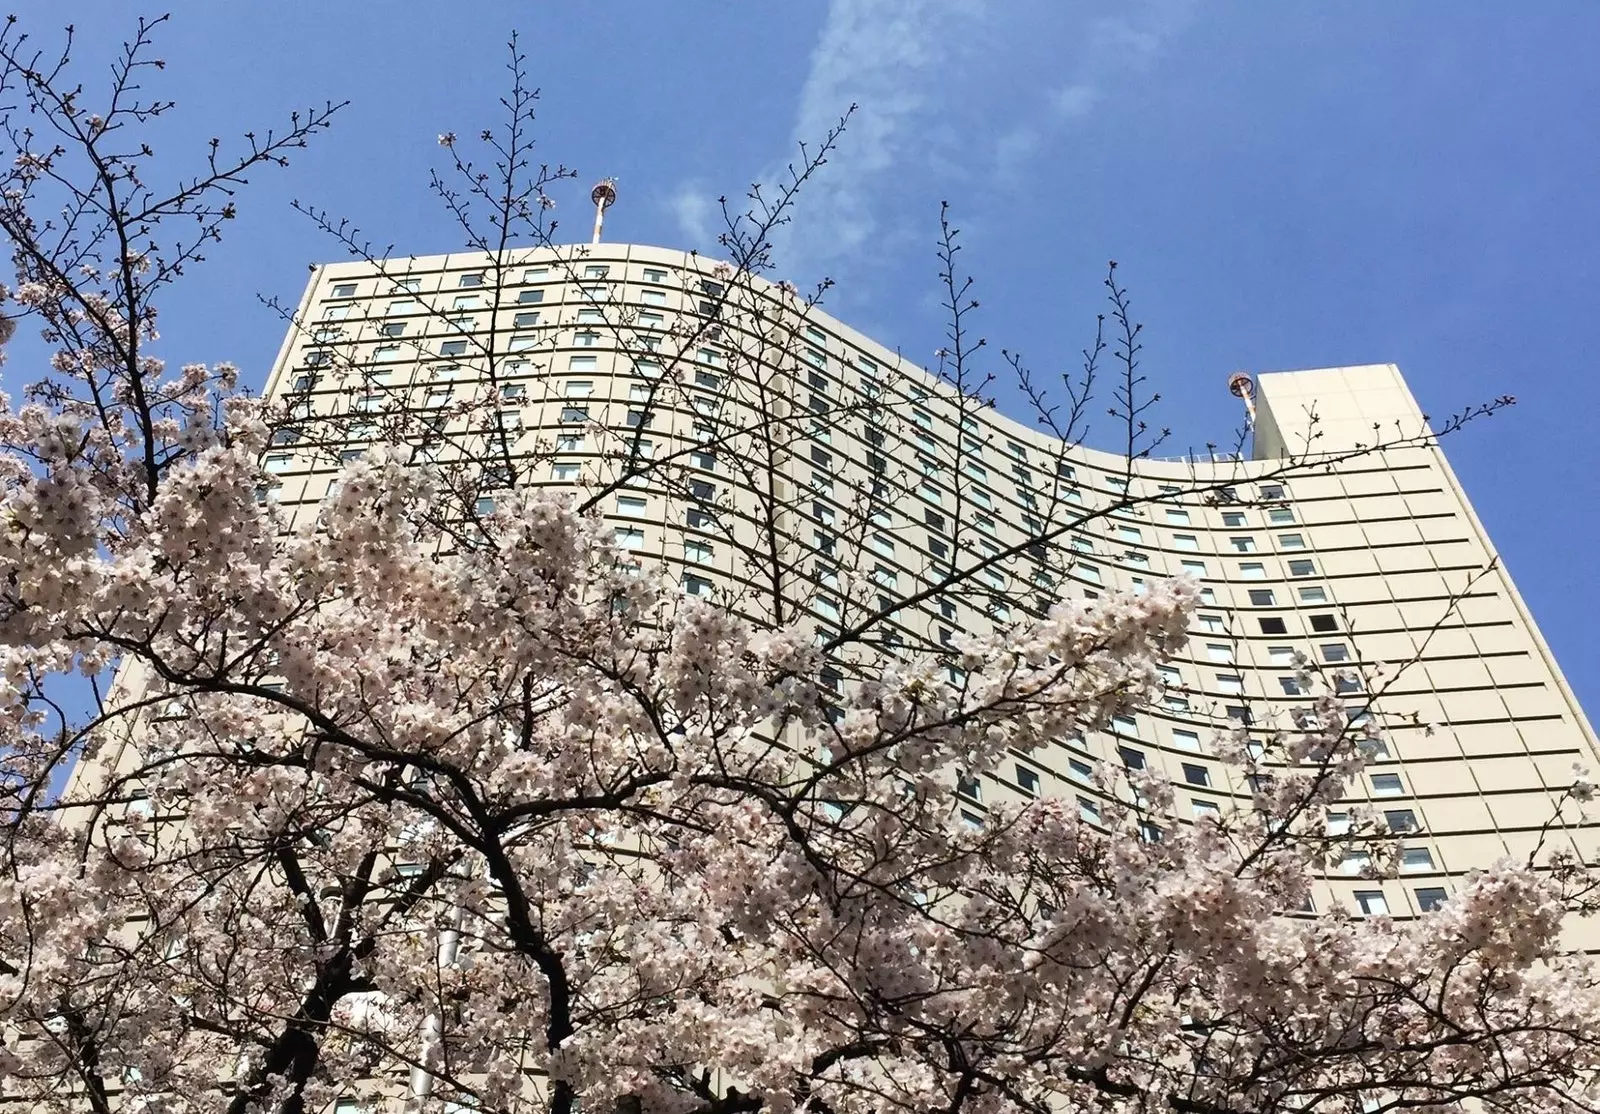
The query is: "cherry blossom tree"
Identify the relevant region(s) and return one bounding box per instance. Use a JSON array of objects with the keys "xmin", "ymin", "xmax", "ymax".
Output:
[{"xmin": 0, "ymin": 15, "xmax": 1591, "ymax": 1114}]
